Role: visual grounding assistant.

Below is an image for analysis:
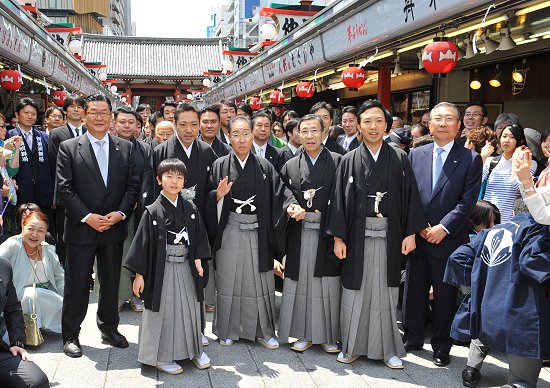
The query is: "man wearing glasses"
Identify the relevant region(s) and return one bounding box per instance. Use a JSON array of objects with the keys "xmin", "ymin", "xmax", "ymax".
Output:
[
  {"xmin": 56, "ymin": 94, "xmax": 140, "ymax": 358},
  {"xmin": 458, "ymin": 102, "xmax": 488, "ymax": 147}
]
